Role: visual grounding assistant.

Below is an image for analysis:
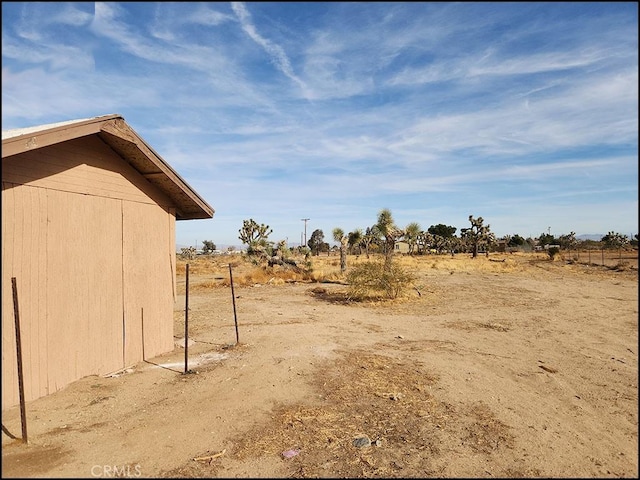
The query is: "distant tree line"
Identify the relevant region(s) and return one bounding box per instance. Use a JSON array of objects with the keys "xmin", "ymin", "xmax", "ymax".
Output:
[{"xmin": 222, "ymin": 213, "xmax": 638, "ymax": 261}]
